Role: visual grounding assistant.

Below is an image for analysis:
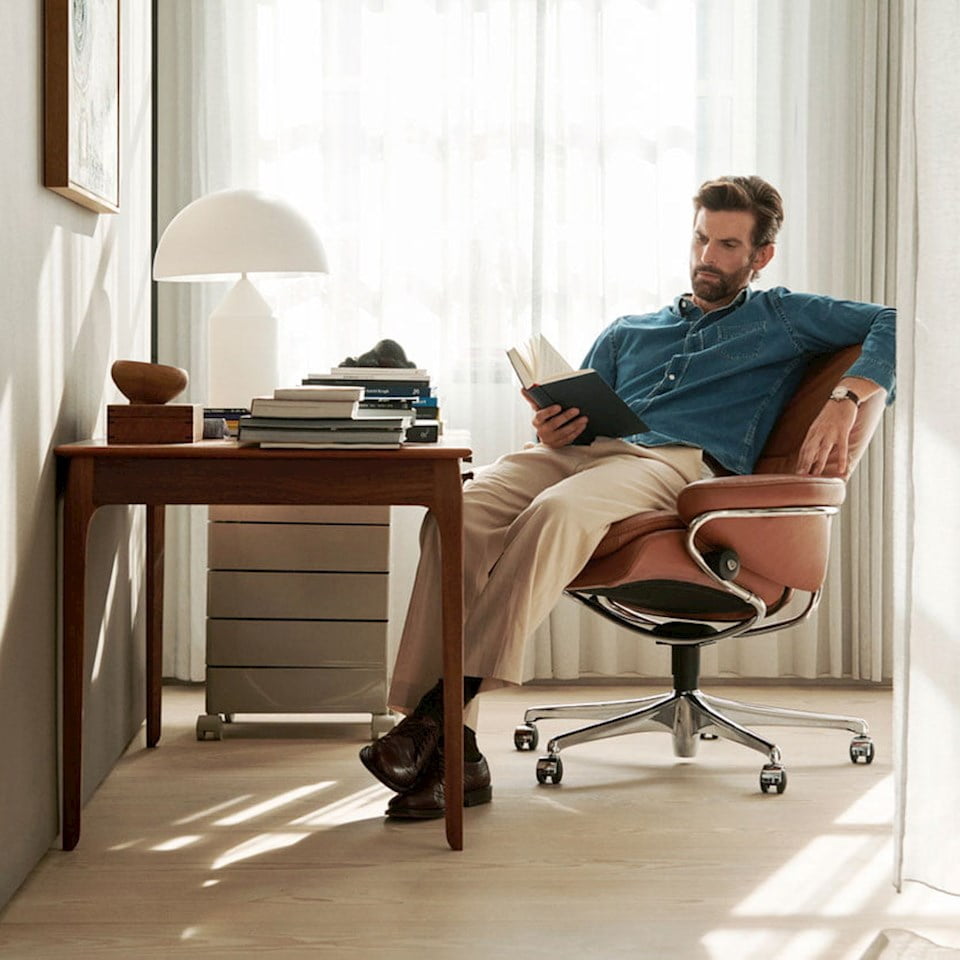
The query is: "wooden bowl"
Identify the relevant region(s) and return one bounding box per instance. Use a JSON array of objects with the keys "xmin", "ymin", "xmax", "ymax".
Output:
[{"xmin": 111, "ymin": 360, "xmax": 189, "ymax": 404}]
